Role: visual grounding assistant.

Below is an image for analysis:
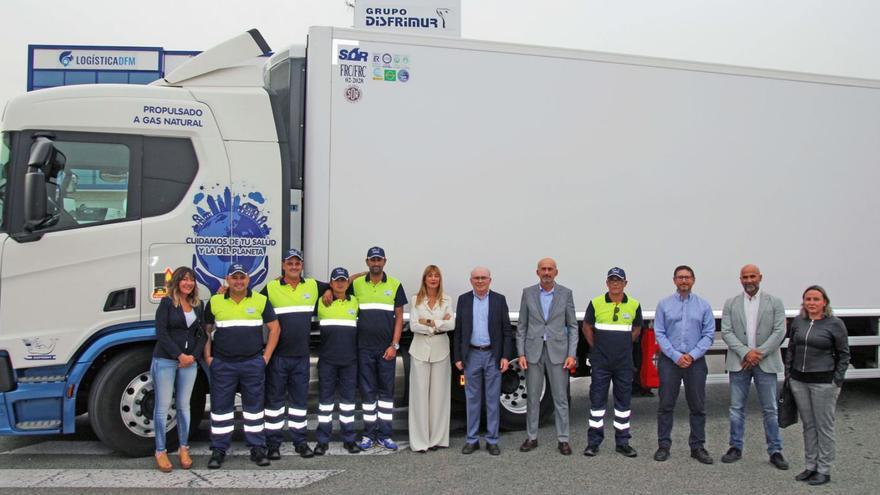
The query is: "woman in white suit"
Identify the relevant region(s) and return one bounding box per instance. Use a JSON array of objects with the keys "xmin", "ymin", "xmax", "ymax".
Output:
[{"xmin": 408, "ymin": 265, "xmax": 454, "ymax": 452}]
